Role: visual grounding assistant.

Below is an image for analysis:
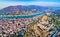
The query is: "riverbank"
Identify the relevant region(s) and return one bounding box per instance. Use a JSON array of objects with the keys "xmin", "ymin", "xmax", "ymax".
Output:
[{"xmin": 0, "ymin": 12, "xmax": 46, "ymax": 19}]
